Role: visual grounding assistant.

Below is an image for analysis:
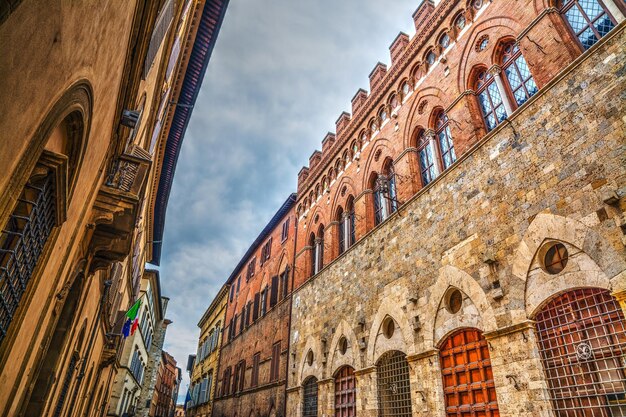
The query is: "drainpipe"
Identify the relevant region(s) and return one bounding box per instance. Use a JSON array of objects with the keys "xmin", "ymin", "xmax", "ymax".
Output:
[{"xmin": 284, "ymin": 210, "xmax": 299, "ymax": 417}]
